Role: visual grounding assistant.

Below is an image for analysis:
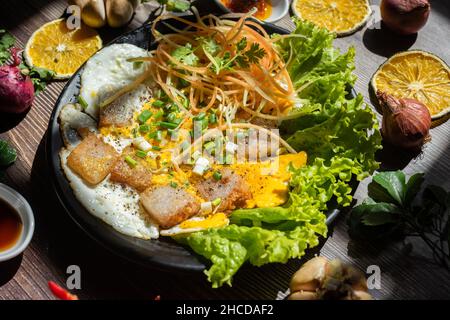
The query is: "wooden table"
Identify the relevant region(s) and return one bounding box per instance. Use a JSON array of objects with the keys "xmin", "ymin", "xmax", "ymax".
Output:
[{"xmin": 0, "ymin": 0, "xmax": 449, "ymax": 300}]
